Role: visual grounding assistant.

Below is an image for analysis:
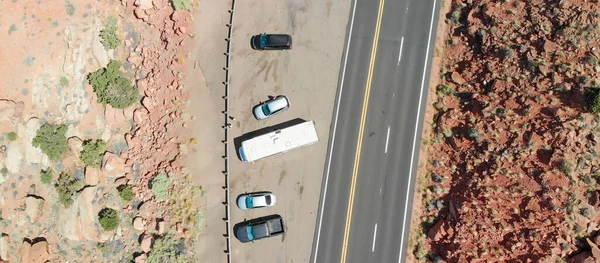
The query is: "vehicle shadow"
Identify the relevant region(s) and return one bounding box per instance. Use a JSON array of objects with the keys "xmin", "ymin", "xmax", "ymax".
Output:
[{"xmin": 233, "ymin": 118, "xmax": 307, "ymax": 161}]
